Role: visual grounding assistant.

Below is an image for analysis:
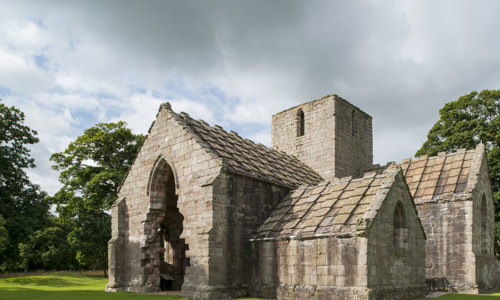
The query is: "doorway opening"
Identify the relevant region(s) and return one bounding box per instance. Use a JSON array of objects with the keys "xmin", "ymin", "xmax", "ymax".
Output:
[{"xmin": 150, "ymin": 159, "xmax": 189, "ymax": 291}]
